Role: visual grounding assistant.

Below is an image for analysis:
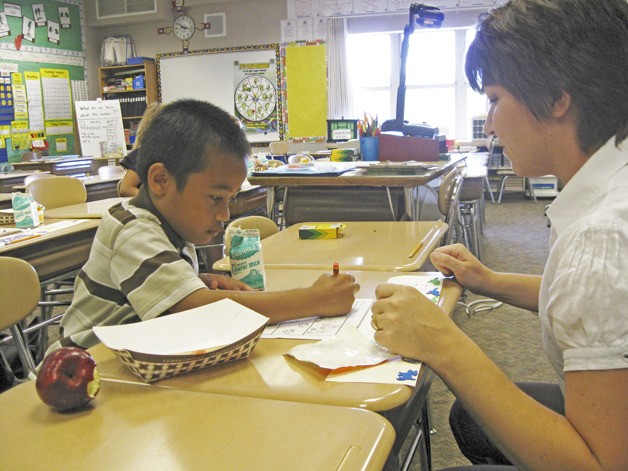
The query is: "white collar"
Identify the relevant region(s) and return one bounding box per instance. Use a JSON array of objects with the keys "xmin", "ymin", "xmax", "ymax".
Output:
[{"xmin": 547, "ymin": 136, "xmax": 628, "ymax": 235}]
